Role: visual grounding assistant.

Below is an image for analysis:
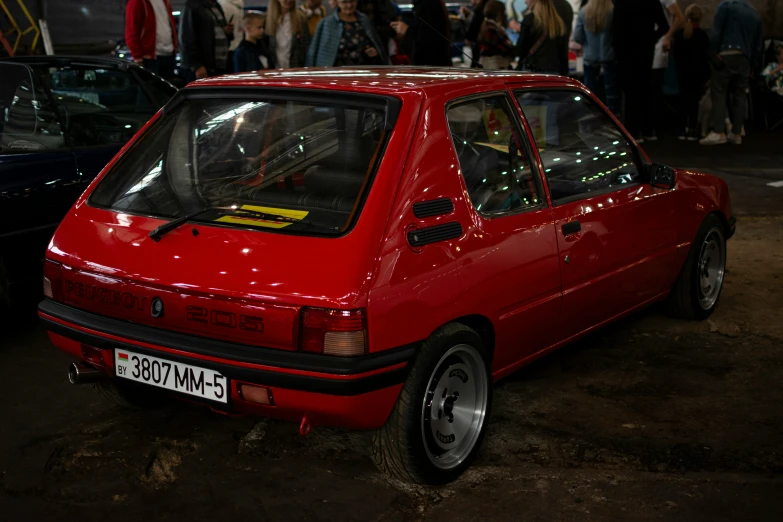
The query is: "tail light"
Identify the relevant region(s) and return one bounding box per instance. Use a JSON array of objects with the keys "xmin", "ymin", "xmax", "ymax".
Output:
[
  {"xmin": 43, "ymin": 259, "xmax": 64, "ymax": 302},
  {"xmin": 300, "ymin": 308, "xmax": 367, "ymax": 356}
]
